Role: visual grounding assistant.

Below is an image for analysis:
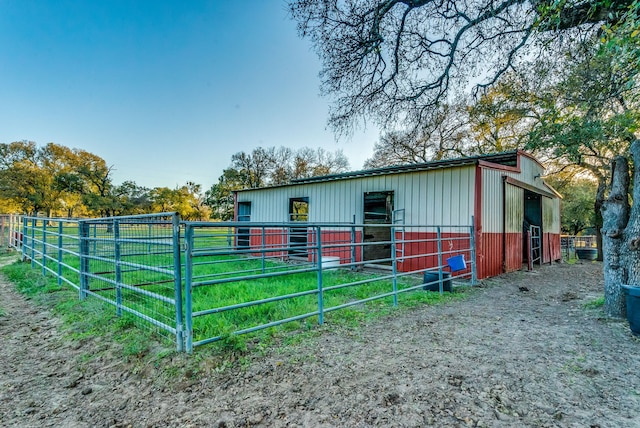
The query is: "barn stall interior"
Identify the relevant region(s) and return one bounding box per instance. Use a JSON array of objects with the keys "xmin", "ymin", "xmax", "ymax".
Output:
[{"xmin": 234, "ymin": 150, "xmax": 561, "ymax": 280}]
